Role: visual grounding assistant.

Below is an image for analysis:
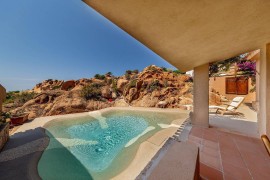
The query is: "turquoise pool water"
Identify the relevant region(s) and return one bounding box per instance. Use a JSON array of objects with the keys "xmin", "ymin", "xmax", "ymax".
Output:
[{"xmin": 38, "ymin": 110, "xmax": 182, "ymax": 180}]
